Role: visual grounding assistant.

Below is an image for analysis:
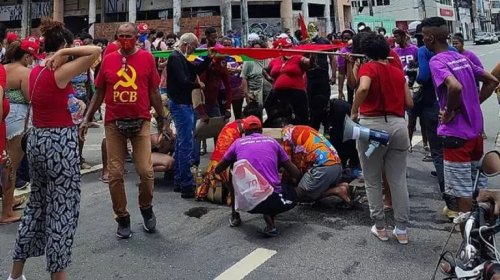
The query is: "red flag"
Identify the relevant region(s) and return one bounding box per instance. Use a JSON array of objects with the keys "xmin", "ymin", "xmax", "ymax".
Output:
[
  {"xmin": 195, "ymin": 21, "xmax": 201, "ymax": 40},
  {"xmin": 298, "ymin": 13, "xmax": 309, "ymax": 40},
  {"xmin": 214, "ymin": 44, "xmax": 346, "ymax": 60}
]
